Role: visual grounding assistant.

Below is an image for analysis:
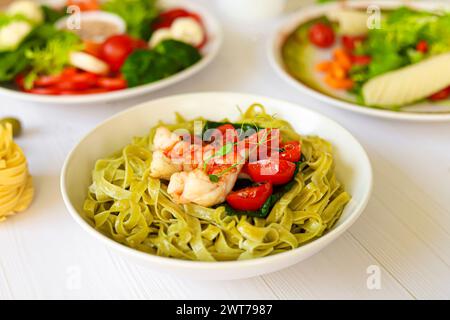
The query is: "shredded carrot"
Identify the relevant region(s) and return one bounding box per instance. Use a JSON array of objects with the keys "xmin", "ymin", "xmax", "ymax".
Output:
[
  {"xmin": 324, "ymin": 74, "xmax": 354, "ymax": 90},
  {"xmin": 330, "ymin": 62, "xmax": 346, "ymax": 80},
  {"xmin": 316, "ymin": 46, "xmax": 355, "ymax": 91},
  {"xmin": 333, "ymin": 48, "xmax": 352, "ymax": 70},
  {"xmin": 315, "ymin": 61, "xmax": 333, "ymax": 72}
]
